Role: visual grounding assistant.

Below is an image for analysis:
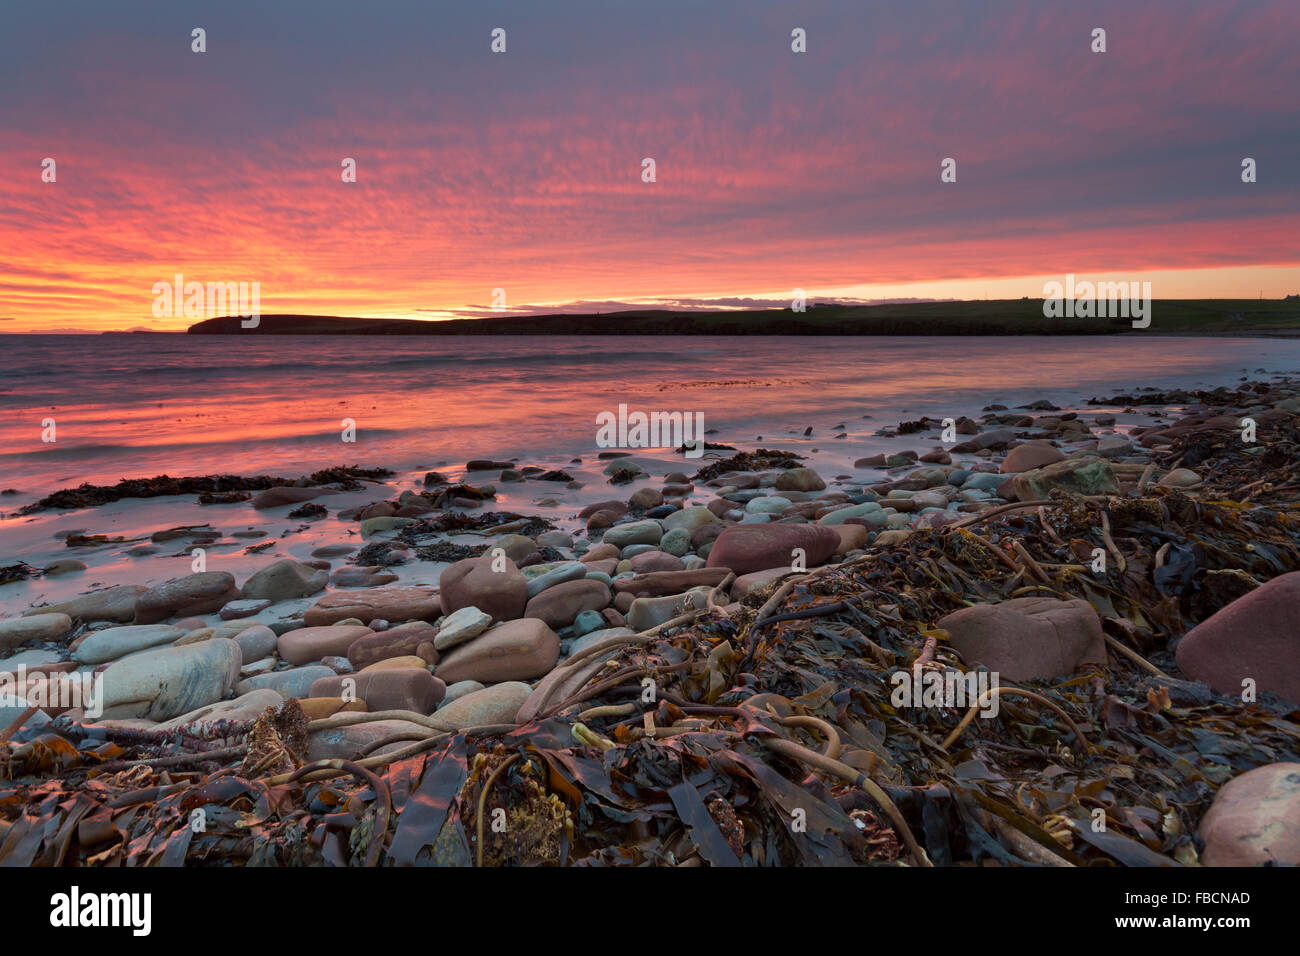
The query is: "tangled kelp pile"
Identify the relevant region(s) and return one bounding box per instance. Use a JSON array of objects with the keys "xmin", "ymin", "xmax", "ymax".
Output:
[
  {"xmin": 17, "ymin": 466, "xmax": 394, "ymax": 514},
  {"xmin": 2, "ymin": 409, "xmax": 1299, "ymax": 867}
]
